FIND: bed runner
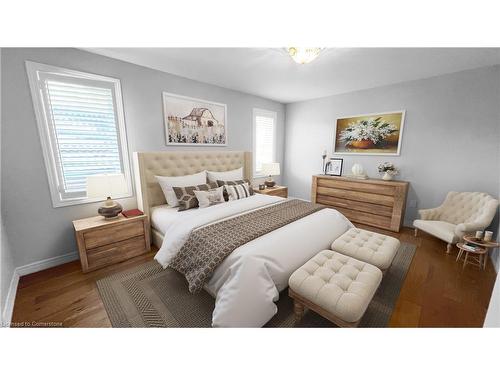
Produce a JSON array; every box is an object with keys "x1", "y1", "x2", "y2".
[{"x1": 170, "y1": 199, "x2": 325, "y2": 293}]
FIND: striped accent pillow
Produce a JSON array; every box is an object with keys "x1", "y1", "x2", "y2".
[
  {"x1": 225, "y1": 182, "x2": 252, "y2": 201},
  {"x1": 217, "y1": 179, "x2": 254, "y2": 201}
]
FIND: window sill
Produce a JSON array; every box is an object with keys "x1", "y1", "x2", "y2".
[{"x1": 51, "y1": 192, "x2": 133, "y2": 208}]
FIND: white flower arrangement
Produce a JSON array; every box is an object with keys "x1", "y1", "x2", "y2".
[
  {"x1": 378, "y1": 162, "x2": 399, "y2": 176},
  {"x1": 339, "y1": 117, "x2": 397, "y2": 145}
]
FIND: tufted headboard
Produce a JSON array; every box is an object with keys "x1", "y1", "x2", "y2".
[{"x1": 133, "y1": 151, "x2": 252, "y2": 217}]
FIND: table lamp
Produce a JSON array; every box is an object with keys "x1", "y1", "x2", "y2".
[
  {"x1": 86, "y1": 174, "x2": 127, "y2": 219},
  {"x1": 262, "y1": 162, "x2": 280, "y2": 188}
]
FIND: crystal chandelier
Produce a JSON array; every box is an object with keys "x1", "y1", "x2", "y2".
[{"x1": 287, "y1": 47, "x2": 323, "y2": 64}]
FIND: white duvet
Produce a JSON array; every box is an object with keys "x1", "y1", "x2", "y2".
[{"x1": 154, "y1": 194, "x2": 353, "y2": 327}]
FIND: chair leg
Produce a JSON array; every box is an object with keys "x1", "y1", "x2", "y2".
[
  {"x1": 446, "y1": 243, "x2": 453, "y2": 254},
  {"x1": 414, "y1": 228, "x2": 418, "y2": 237},
  {"x1": 293, "y1": 300, "x2": 305, "y2": 325}
]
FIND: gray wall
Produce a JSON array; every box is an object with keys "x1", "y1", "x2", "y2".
[
  {"x1": 284, "y1": 65, "x2": 500, "y2": 227},
  {"x1": 1, "y1": 46, "x2": 16, "y2": 324},
  {"x1": 0, "y1": 48, "x2": 285, "y2": 268}
]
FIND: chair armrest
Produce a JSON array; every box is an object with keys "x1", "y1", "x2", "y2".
[
  {"x1": 418, "y1": 208, "x2": 441, "y2": 220},
  {"x1": 455, "y1": 221, "x2": 490, "y2": 236}
]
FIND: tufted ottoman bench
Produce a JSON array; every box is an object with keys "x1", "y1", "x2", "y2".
[
  {"x1": 331, "y1": 228, "x2": 400, "y2": 272},
  {"x1": 288, "y1": 250, "x2": 382, "y2": 327}
]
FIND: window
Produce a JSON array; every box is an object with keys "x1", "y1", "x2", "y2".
[
  {"x1": 253, "y1": 108, "x2": 277, "y2": 177},
  {"x1": 26, "y1": 61, "x2": 132, "y2": 207}
]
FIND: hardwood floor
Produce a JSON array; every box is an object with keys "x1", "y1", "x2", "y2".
[{"x1": 11, "y1": 227, "x2": 497, "y2": 327}]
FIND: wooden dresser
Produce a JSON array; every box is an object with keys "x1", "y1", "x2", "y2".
[
  {"x1": 311, "y1": 175, "x2": 409, "y2": 232},
  {"x1": 73, "y1": 214, "x2": 151, "y2": 273}
]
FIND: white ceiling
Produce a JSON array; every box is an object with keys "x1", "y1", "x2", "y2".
[{"x1": 85, "y1": 48, "x2": 500, "y2": 103}]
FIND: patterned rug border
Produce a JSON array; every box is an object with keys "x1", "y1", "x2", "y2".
[{"x1": 97, "y1": 242, "x2": 417, "y2": 328}]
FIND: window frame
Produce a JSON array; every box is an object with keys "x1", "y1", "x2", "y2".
[
  {"x1": 252, "y1": 108, "x2": 277, "y2": 178},
  {"x1": 26, "y1": 61, "x2": 133, "y2": 208}
]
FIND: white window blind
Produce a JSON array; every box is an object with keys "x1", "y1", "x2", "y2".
[
  {"x1": 253, "y1": 109, "x2": 277, "y2": 175},
  {"x1": 26, "y1": 62, "x2": 132, "y2": 207}
]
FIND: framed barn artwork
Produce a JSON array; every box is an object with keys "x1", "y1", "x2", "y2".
[
  {"x1": 162, "y1": 92, "x2": 227, "y2": 146},
  {"x1": 333, "y1": 110, "x2": 405, "y2": 155}
]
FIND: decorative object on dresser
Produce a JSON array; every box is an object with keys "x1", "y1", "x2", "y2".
[
  {"x1": 311, "y1": 175, "x2": 409, "y2": 232},
  {"x1": 321, "y1": 150, "x2": 328, "y2": 173},
  {"x1": 333, "y1": 111, "x2": 405, "y2": 155},
  {"x1": 345, "y1": 163, "x2": 368, "y2": 179},
  {"x1": 73, "y1": 214, "x2": 151, "y2": 273},
  {"x1": 262, "y1": 162, "x2": 280, "y2": 187},
  {"x1": 325, "y1": 158, "x2": 343, "y2": 176},
  {"x1": 413, "y1": 191, "x2": 499, "y2": 253},
  {"x1": 378, "y1": 162, "x2": 399, "y2": 181},
  {"x1": 254, "y1": 185, "x2": 288, "y2": 198},
  {"x1": 456, "y1": 235, "x2": 499, "y2": 270},
  {"x1": 162, "y1": 92, "x2": 227, "y2": 146},
  {"x1": 86, "y1": 174, "x2": 128, "y2": 219}
]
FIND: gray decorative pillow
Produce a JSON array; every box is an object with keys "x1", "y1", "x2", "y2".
[
  {"x1": 216, "y1": 179, "x2": 254, "y2": 201},
  {"x1": 173, "y1": 182, "x2": 218, "y2": 211}
]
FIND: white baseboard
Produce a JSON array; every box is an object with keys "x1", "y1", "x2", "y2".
[
  {"x1": 1, "y1": 251, "x2": 79, "y2": 327},
  {"x1": 2, "y1": 270, "x2": 20, "y2": 327},
  {"x1": 15, "y1": 251, "x2": 79, "y2": 276}
]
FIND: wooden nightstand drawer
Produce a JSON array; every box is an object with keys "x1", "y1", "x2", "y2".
[
  {"x1": 265, "y1": 188, "x2": 287, "y2": 198},
  {"x1": 254, "y1": 186, "x2": 288, "y2": 198},
  {"x1": 87, "y1": 236, "x2": 147, "y2": 270},
  {"x1": 84, "y1": 220, "x2": 144, "y2": 249},
  {"x1": 73, "y1": 214, "x2": 151, "y2": 272}
]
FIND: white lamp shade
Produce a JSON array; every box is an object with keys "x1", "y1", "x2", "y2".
[
  {"x1": 86, "y1": 174, "x2": 127, "y2": 199},
  {"x1": 262, "y1": 162, "x2": 280, "y2": 176}
]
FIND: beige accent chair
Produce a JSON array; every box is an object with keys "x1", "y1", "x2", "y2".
[{"x1": 413, "y1": 192, "x2": 499, "y2": 253}]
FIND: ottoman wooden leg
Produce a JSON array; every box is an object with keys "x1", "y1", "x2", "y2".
[
  {"x1": 293, "y1": 300, "x2": 305, "y2": 324},
  {"x1": 447, "y1": 243, "x2": 453, "y2": 254}
]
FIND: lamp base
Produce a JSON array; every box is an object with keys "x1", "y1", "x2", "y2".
[
  {"x1": 98, "y1": 197, "x2": 123, "y2": 219},
  {"x1": 264, "y1": 179, "x2": 276, "y2": 188}
]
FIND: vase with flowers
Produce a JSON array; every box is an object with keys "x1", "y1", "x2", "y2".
[{"x1": 378, "y1": 162, "x2": 399, "y2": 181}]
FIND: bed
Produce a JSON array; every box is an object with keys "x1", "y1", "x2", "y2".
[{"x1": 133, "y1": 151, "x2": 353, "y2": 327}]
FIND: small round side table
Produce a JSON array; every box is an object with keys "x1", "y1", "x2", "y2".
[{"x1": 456, "y1": 235, "x2": 499, "y2": 270}]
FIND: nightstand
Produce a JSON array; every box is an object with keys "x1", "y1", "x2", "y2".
[
  {"x1": 254, "y1": 185, "x2": 288, "y2": 198},
  {"x1": 73, "y1": 214, "x2": 151, "y2": 273}
]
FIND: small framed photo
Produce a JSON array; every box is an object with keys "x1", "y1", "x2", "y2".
[{"x1": 326, "y1": 158, "x2": 343, "y2": 176}]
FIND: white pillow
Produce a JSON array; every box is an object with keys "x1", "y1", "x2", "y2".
[
  {"x1": 155, "y1": 171, "x2": 207, "y2": 207},
  {"x1": 207, "y1": 167, "x2": 243, "y2": 183},
  {"x1": 194, "y1": 186, "x2": 225, "y2": 208}
]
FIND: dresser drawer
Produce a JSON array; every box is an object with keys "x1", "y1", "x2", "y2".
[
  {"x1": 334, "y1": 207, "x2": 392, "y2": 230},
  {"x1": 317, "y1": 177, "x2": 395, "y2": 196},
  {"x1": 84, "y1": 220, "x2": 144, "y2": 249},
  {"x1": 316, "y1": 186, "x2": 395, "y2": 207},
  {"x1": 86, "y1": 236, "x2": 147, "y2": 270},
  {"x1": 316, "y1": 194, "x2": 393, "y2": 217}
]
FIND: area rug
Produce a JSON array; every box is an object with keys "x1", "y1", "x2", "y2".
[{"x1": 97, "y1": 242, "x2": 416, "y2": 327}]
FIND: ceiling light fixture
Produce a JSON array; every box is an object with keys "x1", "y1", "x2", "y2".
[{"x1": 287, "y1": 47, "x2": 323, "y2": 64}]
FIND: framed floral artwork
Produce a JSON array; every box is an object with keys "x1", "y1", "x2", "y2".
[
  {"x1": 333, "y1": 110, "x2": 405, "y2": 155},
  {"x1": 163, "y1": 92, "x2": 227, "y2": 146}
]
